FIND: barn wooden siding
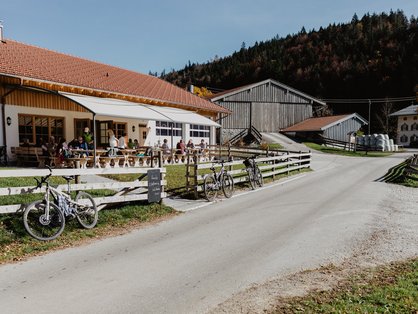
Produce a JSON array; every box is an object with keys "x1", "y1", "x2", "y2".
[
  {"x1": 324, "y1": 117, "x2": 364, "y2": 142},
  {"x1": 214, "y1": 82, "x2": 313, "y2": 132}
]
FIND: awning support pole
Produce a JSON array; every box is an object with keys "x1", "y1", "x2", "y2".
[
  {"x1": 93, "y1": 113, "x2": 97, "y2": 167},
  {"x1": 171, "y1": 123, "x2": 174, "y2": 164}
]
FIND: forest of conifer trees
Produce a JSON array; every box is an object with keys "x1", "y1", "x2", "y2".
[{"x1": 163, "y1": 11, "x2": 417, "y2": 133}]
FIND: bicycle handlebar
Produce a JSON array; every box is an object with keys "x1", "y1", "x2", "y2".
[{"x1": 35, "y1": 165, "x2": 53, "y2": 189}]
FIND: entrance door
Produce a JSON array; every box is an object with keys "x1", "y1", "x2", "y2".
[
  {"x1": 96, "y1": 120, "x2": 113, "y2": 147},
  {"x1": 138, "y1": 126, "x2": 149, "y2": 146}
]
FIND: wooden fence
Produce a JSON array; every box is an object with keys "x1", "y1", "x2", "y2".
[
  {"x1": 185, "y1": 146, "x2": 311, "y2": 198},
  {"x1": 0, "y1": 167, "x2": 166, "y2": 215},
  {"x1": 404, "y1": 154, "x2": 418, "y2": 181}
]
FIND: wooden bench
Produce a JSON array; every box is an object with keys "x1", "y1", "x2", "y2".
[{"x1": 11, "y1": 147, "x2": 44, "y2": 167}]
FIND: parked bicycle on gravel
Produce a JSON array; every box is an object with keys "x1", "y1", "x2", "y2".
[
  {"x1": 203, "y1": 159, "x2": 234, "y2": 201},
  {"x1": 23, "y1": 166, "x2": 98, "y2": 241},
  {"x1": 243, "y1": 155, "x2": 263, "y2": 190}
]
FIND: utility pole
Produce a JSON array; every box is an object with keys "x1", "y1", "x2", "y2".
[{"x1": 368, "y1": 99, "x2": 371, "y2": 135}]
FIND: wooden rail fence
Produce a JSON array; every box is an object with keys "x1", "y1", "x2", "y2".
[
  {"x1": 0, "y1": 167, "x2": 166, "y2": 215},
  {"x1": 185, "y1": 146, "x2": 311, "y2": 198},
  {"x1": 404, "y1": 154, "x2": 418, "y2": 180}
]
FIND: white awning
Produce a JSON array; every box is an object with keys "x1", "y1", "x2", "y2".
[{"x1": 59, "y1": 92, "x2": 220, "y2": 127}]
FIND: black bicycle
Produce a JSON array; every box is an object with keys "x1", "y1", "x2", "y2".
[
  {"x1": 243, "y1": 156, "x2": 263, "y2": 189},
  {"x1": 203, "y1": 160, "x2": 234, "y2": 201}
]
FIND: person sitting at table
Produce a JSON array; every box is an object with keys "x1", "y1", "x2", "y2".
[
  {"x1": 127, "y1": 138, "x2": 135, "y2": 149},
  {"x1": 74, "y1": 136, "x2": 89, "y2": 155},
  {"x1": 161, "y1": 138, "x2": 171, "y2": 155},
  {"x1": 134, "y1": 139, "x2": 139, "y2": 149},
  {"x1": 46, "y1": 136, "x2": 57, "y2": 157},
  {"x1": 56, "y1": 138, "x2": 70, "y2": 162},
  {"x1": 176, "y1": 139, "x2": 186, "y2": 155},
  {"x1": 68, "y1": 138, "x2": 77, "y2": 149},
  {"x1": 199, "y1": 139, "x2": 207, "y2": 151},
  {"x1": 118, "y1": 132, "x2": 126, "y2": 149},
  {"x1": 186, "y1": 139, "x2": 194, "y2": 153},
  {"x1": 37, "y1": 138, "x2": 49, "y2": 156},
  {"x1": 108, "y1": 130, "x2": 118, "y2": 156}
]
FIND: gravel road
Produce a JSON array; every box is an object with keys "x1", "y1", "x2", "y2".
[{"x1": 0, "y1": 152, "x2": 416, "y2": 313}]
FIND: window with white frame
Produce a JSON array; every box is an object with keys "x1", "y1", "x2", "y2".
[
  {"x1": 189, "y1": 124, "x2": 210, "y2": 138},
  {"x1": 400, "y1": 123, "x2": 409, "y2": 131},
  {"x1": 400, "y1": 135, "x2": 408, "y2": 143},
  {"x1": 411, "y1": 123, "x2": 418, "y2": 131},
  {"x1": 156, "y1": 121, "x2": 182, "y2": 136}
]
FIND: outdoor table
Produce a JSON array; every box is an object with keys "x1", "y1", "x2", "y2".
[
  {"x1": 119, "y1": 149, "x2": 137, "y2": 167},
  {"x1": 128, "y1": 155, "x2": 141, "y2": 167},
  {"x1": 99, "y1": 155, "x2": 123, "y2": 168},
  {"x1": 93, "y1": 149, "x2": 107, "y2": 167},
  {"x1": 65, "y1": 156, "x2": 91, "y2": 169}
]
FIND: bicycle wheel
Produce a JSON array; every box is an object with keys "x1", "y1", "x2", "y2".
[
  {"x1": 222, "y1": 173, "x2": 234, "y2": 198},
  {"x1": 247, "y1": 168, "x2": 256, "y2": 190},
  {"x1": 75, "y1": 191, "x2": 98, "y2": 229},
  {"x1": 203, "y1": 174, "x2": 218, "y2": 201},
  {"x1": 254, "y1": 166, "x2": 264, "y2": 187},
  {"x1": 23, "y1": 200, "x2": 65, "y2": 241}
]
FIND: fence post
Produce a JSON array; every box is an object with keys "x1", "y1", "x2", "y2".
[
  {"x1": 150, "y1": 150, "x2": 154, "y2": 168},
  {"x1": 186, "y1": 152, "x2": 190, "y2": 192},
  {"x1": 193, "y1": 151, "x2": 199, "y2": 199},
  {"x1": 287, "y1": 151, "x2": 290, "y2": 176},
  {"x1": 158, "y1": 151, "x2": 163, "y2": 168},
  {"x1": 298, "y1": 151, "x2": 302, "y2": 172}
]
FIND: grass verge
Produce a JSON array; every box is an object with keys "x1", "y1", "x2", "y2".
[
  {"x1": 273, "y1": 258, "x2": 418, "y2": 313},
  {"x1": 304, "y1": 142, "x2": 392, "y2": 157},
  {"x1": 0, "y1": 202, "x2": 176, "y2": 264}
]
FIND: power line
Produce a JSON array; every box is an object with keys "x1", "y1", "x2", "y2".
[{"x1": 320, "y1": 96, "x2": 415, "y2": 104}]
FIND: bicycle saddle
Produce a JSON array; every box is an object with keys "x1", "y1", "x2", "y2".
[{"x1": 62, "y1": 175, "x2": 75, "y2": 182}]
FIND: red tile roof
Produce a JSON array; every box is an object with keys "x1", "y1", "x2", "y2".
[
  {"x1": 282, "y1": 115, "x2": 353, "y2": 132},
  {"x1": 0, "y1": 39, "x2": 228, "y2": 113}
]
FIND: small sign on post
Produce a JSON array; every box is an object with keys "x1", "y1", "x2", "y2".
[{"x1": 147, "y1": 169, "x2": 161, "y2": 203}]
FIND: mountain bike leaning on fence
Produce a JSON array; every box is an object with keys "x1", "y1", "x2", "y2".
[
  {"x1": 203, "y1": 159, "x2": 234, "y2": 201},
  {"x1": 243, "y1": 155, "x2": 263, "y2": 190},
  {"x1": 23, "y1": 166, "x2": 98, "y2": 241}
]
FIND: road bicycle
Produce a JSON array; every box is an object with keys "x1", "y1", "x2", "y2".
[
  {"x1": 23, "y1": 166, "x2": 98, "y2": 241},
  {"x1": 203, "y1": 160, "x2": 234, "y2": 201},
  {"x1": 243, "y1": 156, "x2": 263, "y2": 190}
]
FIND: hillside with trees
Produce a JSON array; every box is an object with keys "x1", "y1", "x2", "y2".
[{"x1": 163, "y1": 10, "x2": 417, "y2": 133}]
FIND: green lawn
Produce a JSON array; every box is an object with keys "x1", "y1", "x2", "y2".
[
  {"x1": 0, "y1": 202, "x2": 175, "y2": 264},
  {"x1": 273, "y1": 258, "x2": 418, "y2": 313},
  {"x1": 0, "y1": 173, "x2": 176, "y2": 264},
  {"x1": 304, "y1": 142, "x2": 392, "y2": 157}
]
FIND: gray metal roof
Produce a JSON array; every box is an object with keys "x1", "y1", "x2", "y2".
[
  {"x1": 209, "y1": 79, "x2": 326, "y2": 106},
  {"x1": 389, "y1": 104, "x2": 418, "y2": 116}
]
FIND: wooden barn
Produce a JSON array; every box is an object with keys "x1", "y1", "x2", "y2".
[
  {"x1": 209, "y1": 79, "x2": 326, "y2": 144},
  {"x1": 281, "y1": 113, "x2": 368, "y2": 142}
]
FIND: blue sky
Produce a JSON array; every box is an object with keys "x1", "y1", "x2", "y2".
[{"x1": 2, "y1": 0, "x2": 417, "y2": 74}]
